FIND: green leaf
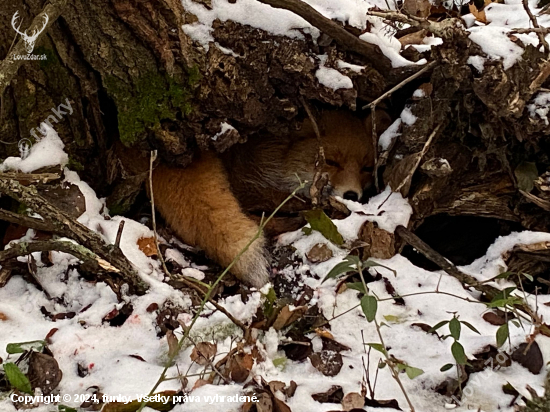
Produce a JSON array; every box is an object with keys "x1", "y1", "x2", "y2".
[
  {"x1": 302, "y1": 227, "x2": 313, "y2": 235},
  {"x1": 429, "y1": 320, "x2": 449, "y2": 333},
  {"x1": 520, "y1": 272, "x2": 534, "y2": 282},
  {"x1": 346, "y1": 282, "x2": 367, "y2": 293},
  {"x1": 3, "y1": 363, "x2": 32, "y2": 394},
  {"x1": 273, "y1": 357, "x2": 287, "y2": 369},
  {"x1": 303, "y1": 209, "x2": 344, "y2": 245},
  {"x1": 449, "y1": 317, "x2": 461, "y2": 340},
  {"x1": 496, "y1": 323, "x2": 509, "y2": 348},
  {"x1": 366, "y1": 343, "x2": 387, "y2": 355},
  {"x1": 440, "y1": 363, "x2": 454, "y2": 372},
  {"x1": 405, "y1": 366, "x2": 424, "y2": 379},
  {"x1": 451, "y1": 342, "x2": 467, "y2": 365},
  {"x1": 361, "y1": 295, "x2": 378, "y2": 323},
  {"x1": 493, "y1": 271, "x2": 515, "y2": 280},
  {"x1": 322, "y1": 260, "x2": 356, "y2": 283},
  {"x1": 6, "y1": 340, "x2": 46, "y2": 354},
  {"x1": 363, "y1": 259, "x2": 397, "y2": 276},
  {"x1": 514, "y1": 162, "x2": 538, "y2": 193},
  {"x1": 383, "y1": 315, "x2": 399, "y2": 323},
  {"x1": 460, "y1": 321, "x2": 481, "y2": 335}
]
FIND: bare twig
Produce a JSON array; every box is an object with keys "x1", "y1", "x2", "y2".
[
  {"x1": 521, "y1": 0, "x2": 549, "y2": 54},
  {"x1": 173, "y1": 276, "x2": 248, "y2": 334},
  {"x1": 115, "y1": 220, "x2": 125, "y2": 248},
  {"x1": 256, "y1": 0, "x2": 392, "y2": 72},
  {"x1": 362, "y1": 61, "x2": 437, "y2": 110},
  {"x1": 510, "y1": 27, "x2": 550, "y2": 34},
  {"x1": 0, "y1": 0, "x2": 68, "y2": 95},
  {"x1": 367, "y1": 10, "x2": 465, "y2": 38}
]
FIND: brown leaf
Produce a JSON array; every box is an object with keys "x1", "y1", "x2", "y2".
[
  {"x1": 358, "y1": 221, "x2": 395, "y2": 260},
  {"x1": 190, "y1": 342, "x2": 217, "y2": 366},
  {"x1": 469, "y1": 4, "x2": 487, "y2": 23},
  {"x1": 284, "y1": 381, "x2": 297, "y2": 398},
  {"x1": 28, "y1": 352, "x2": 63, "y2": 395},
  {"x1": 512, "y1": 342, "x2": 543, "y2": 374},
  {"x1": 311, "y1": 385, "x2": 344, "y2": 403},
  {"x1": 272, "y1": 305, "x2": 308, "y2": 330},
  {"x1": 403, "y1": 0, "x2": 431, "y2": 17},
  {"x1": 268, "y1": 380, "x2": 286, "y2": 394},
  {"x1": 398, "y1": 29, "x2": 427, "y2": 46},
  {"x1": 273, "y1": 397, "x2": 291, "y2": 412},
  {"x1": 40, "y1": 182, "x2": 86, "y2": 219},
  {"x1": 137, "y1": 237, "x2": 158, "y2": 257},
  {"x1": 309, "y1": 351, "x2": 343, "y2": 377},
  {"x1": 306, "y1": 243, "x2": 333, "y2": 263},
  {"x1": 227, "y1": 353, "x2": 254, "y2": 383},
  {"x1": 315, "y1": 328, "x2": 334, "y2": 340},
  {"x1": 483, "y1": 312, "x2": 507, "y2": 326},
  {"x1": 342, "y1": 392, "x2": 365, "y2": 411},
  {"x1": 0, "y1": 312, "x2": 8, "y2": 321},
  {"x1": 166, "y1": 330, "x2": 179, "y2": 359}
]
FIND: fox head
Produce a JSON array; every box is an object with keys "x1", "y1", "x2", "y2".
[{"x1": 297, "y1": 110, "x2": 392, "y2": 202}]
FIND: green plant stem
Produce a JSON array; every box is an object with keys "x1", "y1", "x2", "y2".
[
  {"x1": 356, "y1": 263, "x2": 415, "y2": 412},
  {"x1": 137, "y1": 182, "x2": 306, "y2": 412}
]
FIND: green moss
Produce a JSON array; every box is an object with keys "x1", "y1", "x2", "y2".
[
  {"x1": 67, "y1": 157, "x2": 84, "y2": 171},
  {"x1": 34, "y1": 46, "x2": 60, "y2": 70},
  {"x1": 104, "y1": 70, "x2": 196, "y2": 146}
]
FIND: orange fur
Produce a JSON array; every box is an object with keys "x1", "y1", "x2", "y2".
[{"x1": 152, "y1": 110, "x2": 390, "y2": 287}]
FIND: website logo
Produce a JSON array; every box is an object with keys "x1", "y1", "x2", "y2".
[{"x1": 11, "y1": 11, "x2": 49, "y2": 54}]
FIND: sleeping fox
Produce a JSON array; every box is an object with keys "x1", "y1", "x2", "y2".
[{"x1": 151, "y1": 110, "x2": 390, "y2": 288}]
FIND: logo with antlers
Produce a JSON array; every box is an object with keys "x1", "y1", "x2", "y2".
[{"x1": 11, "y1": 11, "x2": 49, "y2": 54}]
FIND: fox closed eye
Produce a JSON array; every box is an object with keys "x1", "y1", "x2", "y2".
[
  {"x1": 326, "y1": 159, "x2": 341, "y2": 168},
  {"x1": 362, "y1": 166, "x2": 374, "y2": 173}
]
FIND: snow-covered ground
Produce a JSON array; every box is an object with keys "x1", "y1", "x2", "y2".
[
  {"x1": 2, "y1": 0, "x2": 550, "y2": 410},
  {"x1": 1, "y1": 118, "x2": 549, "y2": 412}
]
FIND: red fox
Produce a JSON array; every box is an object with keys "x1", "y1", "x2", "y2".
[{"x1": 151, "y1": 110, "x2": 389, "y2": 288}]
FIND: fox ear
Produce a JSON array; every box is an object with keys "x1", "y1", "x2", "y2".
[{"x1": 364, "y1": 109, "x2": 393, "y2": 134}]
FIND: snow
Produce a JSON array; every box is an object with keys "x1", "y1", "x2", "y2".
[
  {"x1": 212, "y1": 122, "x2": 235, "y2": 141},
  {"x1": 466, "y1": 0, "x2": 550, "y2": 70},
  {"x1": 379, "y1": 118, "x2": 402, "y2": 151},
  {"x1": 400, "y1": 106, "x2": 417, "y2": 126},
  {"x1": 0, "y1": 124, "x2": 68, "y2": 173},
  {"x1": 315, "y1": 66, "x2": 353, "y2": 90},
  {"x1": 527, "y1": 92, "x2": 550, "y2": 125}
]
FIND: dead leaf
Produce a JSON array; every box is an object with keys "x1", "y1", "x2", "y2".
[
  {"x1": 0, "y1": 312, "x2": 8, "y2": 321},
  {"x1": 226, "y1": 353, "x2": 254, "y2": 383},
  {"x1": 28, "y1": 352, "x2": 63, "y2": 395},
  {"x1": 311, "y1": 385, "x2": 344, "y2": 403},
  {"x1": 469, "y1": 4, "x2": 487, "y2": 23},
  {"x1": 137, "y1": 237, "x2": 158, "y2": 257},
  {"x1": 309, "y1": 351, "x2": 343, "y2": 377},
  {"x1": 284, "y1": 381, "x2": 297, "y2": 398},
  {"x1": 166, "y1": 330, "x2": 179, "y2": 359},
  {"x1": 342, "y1": 392, "x2": 365, "y2": 411},
  {"x1": 315, "y1": 328, "x2": 334, "y2": 340},
  {"x1": 483, "y1": 312, "x2": 507, "y2": 326},
  {"x1": 190, "y1": 342, "x2": 217, "y2": 366},
  {"x1": 399, "y1": 29, "x2": 427, "y2": 46},
  {"x1": 193, "y1": 379, "x2": 209, "y2": 390},
  {"x1": 306, "y1": 243, "x2": 333, "y2": 263},
  {"x1": 512, "y1": 342, "x2": 543, "y2": 374},
  {"x1": 273, "y1": 305, "x2": 308, "y2": 330},
  {"x1": 403, "y1": 0, "x2": 431, "y2": 17}
]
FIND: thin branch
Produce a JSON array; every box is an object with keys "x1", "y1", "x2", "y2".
[
  {"x1": 0, "y1": 208, "x2": 56, "y2": 232},
  {"x1": 256, "y1": 0, "x2": 392, "y2": 73},
  {"x1": 0, "y1": 0, "x2": 68, "y2": 95},
  {"x1": 115, "y1": 220, "x2": 125, "y2": 248},
  {"x1": 0, "y1": 172, "x2": 60, "y2": 184},
  {"x1": 522, "y1": 0, "x2": 549, "y2": 54},
  {"x1": 363, "y1": 61, "x2": 437, "y2": 110},
  {"x1": 0, "y1": 240, "x2": 118, "y2": 273}
]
